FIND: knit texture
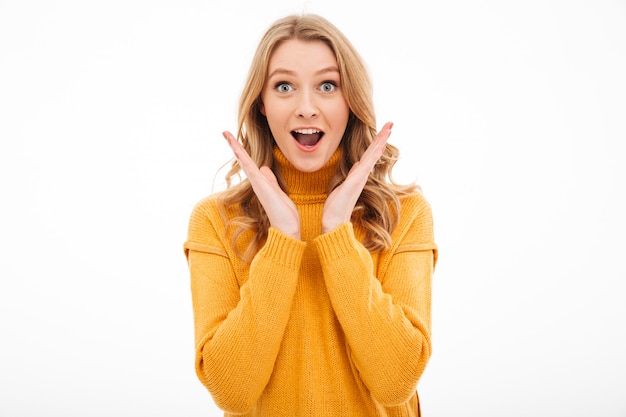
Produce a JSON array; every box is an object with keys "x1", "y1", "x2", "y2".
[{"x1": 184, "y1": 148, "x2": 437, "y2": 416}]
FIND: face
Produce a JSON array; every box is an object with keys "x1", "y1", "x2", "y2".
[{"x1": 261, "y1": 39, "x2": 350, "y2": 173}]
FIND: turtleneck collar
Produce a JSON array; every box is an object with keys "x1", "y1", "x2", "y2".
[{"x1": 273, "y1": 146, "x2": 342, "y2": 200}]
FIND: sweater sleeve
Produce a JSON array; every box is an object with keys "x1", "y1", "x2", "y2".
[
  {"x1": 312, "y1": 194, "x2": 437, "y2": 406},
  {"x1": 184, "y1": 200, "x2": 306, "y2": 413}
]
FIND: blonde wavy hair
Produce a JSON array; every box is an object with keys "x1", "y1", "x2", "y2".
[{"x1": 219, "y1": 13, "x2": 418, "y2": 260}]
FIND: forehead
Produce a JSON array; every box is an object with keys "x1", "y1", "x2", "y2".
[{"x1": 267, "y1": 39, "x2": 338, "y2": 72}]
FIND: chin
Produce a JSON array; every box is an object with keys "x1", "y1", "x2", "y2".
[
  {"x1": 292, "y1": 160, "x2": 326, "y2": 173},
  {"x1": 280, "y1": 139, "x2": 338, "y2": 173}
]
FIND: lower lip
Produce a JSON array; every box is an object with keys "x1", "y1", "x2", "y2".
[{"x1": 294, "y1": 137, "x2": 323, "y2": 153}]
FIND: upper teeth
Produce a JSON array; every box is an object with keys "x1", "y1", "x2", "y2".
[{"x1": 294, "y1": 129, "x2": 320, "y2": 135}]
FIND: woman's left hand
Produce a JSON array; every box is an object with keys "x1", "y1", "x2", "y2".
[{"x1": 321, "y1": 122, "x2": 393, "y2": 234}]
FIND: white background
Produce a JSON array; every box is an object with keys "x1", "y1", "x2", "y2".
[{"x1": 1, "y1": 0, "x2": 625, "y2": 416}]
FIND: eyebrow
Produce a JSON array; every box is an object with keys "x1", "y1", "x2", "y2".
[{"x1": 267, "y1": 66, "x2": 340, "y2": 79}]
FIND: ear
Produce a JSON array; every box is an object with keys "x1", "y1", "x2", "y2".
[{"x1": 260, "y1": 102, "x2": 266, "y2": 116}]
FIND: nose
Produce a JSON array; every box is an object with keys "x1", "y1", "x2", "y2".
[{"x1": 295, "y1": 91, "x2": 318, "y2": 119}]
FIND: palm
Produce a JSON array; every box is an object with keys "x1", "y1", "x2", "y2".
[
  {"x1": 223, "y1": 131, "x2": 300, "y2": 240},
  {"x1": 322, "y1": 122, "x2": 393, "y2": 234}
]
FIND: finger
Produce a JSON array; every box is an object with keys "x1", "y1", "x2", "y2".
[
  {"x1": 352, "y1": 122, "x2": 394, "y2": 177},
  {"x1": 341, "y1": 123, "x2": 394, "y2": 192},
  {"x1": 259, "y1": 166, "x2": 280, "y2": 188},
  {"x1": 359, "y1": 122, "x2": 393, "y2": 167},
  {"x1": 222, "y1": 131, "x2": 260, "y2": 178},
  {"x1": 376, "y1": 121, "x2": 394, "y2": 142},
  {"x1": 368, "y1": 121, "x2": 393, "y2": 158},
  {"x1": 347, "y1": 161, "x2": 360, "y2": 175},
  {"x1": 222, "y1": 135, "x2": 280, "y2": 204},
  {"x1": 222, "y1": 130, "x2": 237, "y2": 148},
  {"x1": 222, "y1": 131, "x2": 245, "y2": 161}
]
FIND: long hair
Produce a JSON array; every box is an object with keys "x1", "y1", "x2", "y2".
[{"x1": 219, "y1": 14, "x2": 417, "y2": 260}]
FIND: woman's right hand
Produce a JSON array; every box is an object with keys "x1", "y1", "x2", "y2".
[{"x1": 223, "y1": 131, "x2": 301, "y2": 240}]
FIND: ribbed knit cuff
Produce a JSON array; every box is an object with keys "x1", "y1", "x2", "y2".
[
  {"x1": 257, "y1": 227, "x2": 307, "y2": 270},
  {"x1": 313, "y1": 222, "x2": 360, "y2": 263}
]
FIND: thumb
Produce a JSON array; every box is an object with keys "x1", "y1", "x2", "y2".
[
  {"x1": 259, "y1": 166, "x2": 279, "y2": 186},
  {"x1": 348, "y1": 161, "x2": 360, "y2": 175}
]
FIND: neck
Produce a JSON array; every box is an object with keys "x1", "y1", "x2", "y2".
[{"x1": 273, "y1": 147, "x2": 342, "y2": 199}]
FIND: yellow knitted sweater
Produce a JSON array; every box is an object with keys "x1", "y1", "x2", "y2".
[{"x1": 184, "y1": 148, "x2": 437, "y2": 416}]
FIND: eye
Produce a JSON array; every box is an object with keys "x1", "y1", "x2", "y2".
[
  {"x1": 320, "y1": 81, "x2": 337, "y2": 93},
  {"x1": 275, "y1": 82, "x2": 293, "y2": 93}
]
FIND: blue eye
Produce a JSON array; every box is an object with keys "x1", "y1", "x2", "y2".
[
  {"x1": 320, "y1": 81, "x2": 336, "y2": 92},
  {"x1": 275, "y1": 82, "x2": 293, "y2": 93}
]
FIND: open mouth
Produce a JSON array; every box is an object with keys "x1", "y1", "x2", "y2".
[{"x1": 291, "y1": 129, "x2": 324, "y2": 148}]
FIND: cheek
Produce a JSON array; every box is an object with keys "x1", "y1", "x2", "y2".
[
  {"x1": 333, "y1": 99, "x2": 350, "y2": 122},
  {"x1": 263, "y1": 100, "x2": 291, "y2": 124}
]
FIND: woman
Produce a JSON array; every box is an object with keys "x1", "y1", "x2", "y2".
[{"x1": 184, "y1": 13, "x2": 437, "y2": 416}]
